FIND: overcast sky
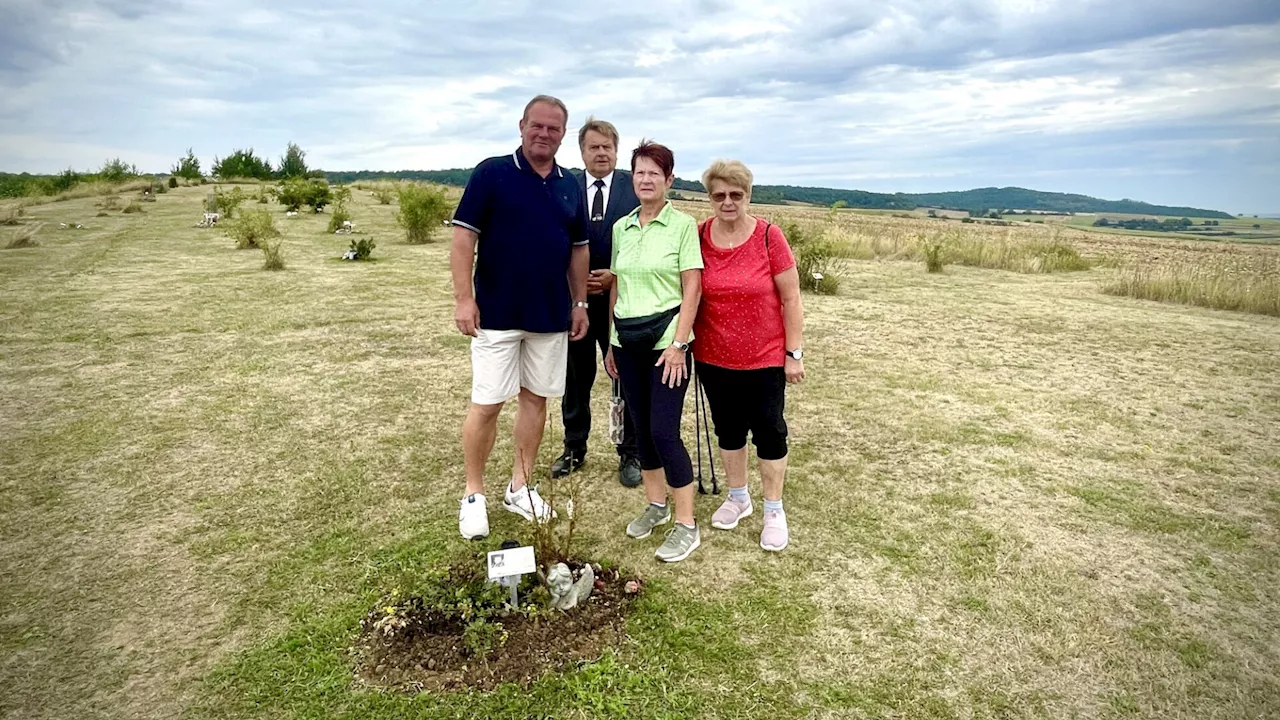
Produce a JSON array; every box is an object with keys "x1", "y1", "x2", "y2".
[{"x1": 2, "y1": 0, "x2": 1278, "y2": 213}]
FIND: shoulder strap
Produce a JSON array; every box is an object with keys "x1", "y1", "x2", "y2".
[
  {"x1": 700, "y1": 217, "x2": 711, "y2": 244},
  {"x1": 763, "y1": 221, "x2": 772, "y2": 252}
]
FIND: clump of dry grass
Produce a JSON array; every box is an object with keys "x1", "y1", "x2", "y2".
[
  {"x1": 99, "y1": 194, "x2": 122, "y2": 211},
  {"x1": 828, "y1": 223, "x2": 1093, "y2": 274},
  {"x1": 1101, "y1": 256, "x2": 1280, "y2": 316},
  {"x1": 4, "y1": 224, "x2": 39, "y2": 249},
  {"x1": 1, "y1": 203, "x2": 25, "y2": 225},
  {"x1": 260, "y1": 239, "x2": 286, "y2": 270},
  {"x1": 122, "y1": 199, "x2": 144, "y2": 214}
]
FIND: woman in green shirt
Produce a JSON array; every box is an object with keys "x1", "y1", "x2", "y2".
[{"x1": 604, "y1": 140, "x2": 704, "y2": 563}]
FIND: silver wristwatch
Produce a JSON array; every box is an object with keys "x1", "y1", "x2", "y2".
[
  {"x1": 573, "y1": 301, "x2": 589, "y2": 309},
  {"x1": 671, "y1": 340, "x2": 690, "y2": 352},
  {"x1": 786, "y1": 347, "x2": 803, "y2": 360}
]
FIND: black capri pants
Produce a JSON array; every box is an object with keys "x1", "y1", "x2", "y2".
[
  {"x1": 612, "y1": 345, "x2": 695, "y2": 489},
  {"x1": 696, "y1": 361, "x2": 789, "y2": 460}
]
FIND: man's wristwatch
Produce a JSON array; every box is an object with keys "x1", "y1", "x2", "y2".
[
  {"x1": 786, "y1": 347, "x2": 803, "y2": 360},
  {"x1": 671, "y1": 340, "x2": 690, "y2": 352},
  {"x1": 573, "y1": 301, "x2": 589, "y2": 310}
]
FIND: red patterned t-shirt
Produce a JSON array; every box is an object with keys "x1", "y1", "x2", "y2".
[{"x1": 693, "y1": 217, "x2": 796, "y2": 370}]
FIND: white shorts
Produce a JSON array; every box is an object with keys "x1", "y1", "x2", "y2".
[{"x1": 471, "y1": 329, "x2": 568, "y2": 405}]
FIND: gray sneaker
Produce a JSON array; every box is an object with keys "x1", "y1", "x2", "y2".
[
  {"x1": 655, "y1": 523, "x2": 701, "y2": 563},
  {"x1": 626, "y1": 504, "x2": 671, "y2": 539}
]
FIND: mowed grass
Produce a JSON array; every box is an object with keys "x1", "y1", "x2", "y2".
[{"x1": 1, "y1": 188, "x2": 1278, "y2": 719}]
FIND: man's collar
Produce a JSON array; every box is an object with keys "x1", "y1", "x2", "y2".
[
  {"x1": 586, "y1": 169, "x2": 614, "y2": 189},
  {"x1": 512, "y1": 146, "x2": 563, "y2": 178}
]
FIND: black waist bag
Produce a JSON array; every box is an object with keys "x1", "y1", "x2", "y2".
[{"x1": 614, "y1": 305, "x2": 680, "y2": 354}]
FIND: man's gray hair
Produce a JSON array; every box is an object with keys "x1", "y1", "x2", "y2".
[
  {"x1": 578, "y1": 116, "x2": 619, "y2": 150},
  {"x1": 522, "y1": 94, "x2": 569, "y2": 125}
]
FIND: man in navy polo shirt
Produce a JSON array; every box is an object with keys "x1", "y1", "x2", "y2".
[{"x1": 449, "y1": 94, "x2": 590, "y2": 541}]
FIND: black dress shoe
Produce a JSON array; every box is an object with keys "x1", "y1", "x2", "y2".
[
  {"x1": 551, "y1": 449, "x2": 586, "y2": 478},
  {"x1": 618, "y1": 454, "x2": 642, "y2": 488}
]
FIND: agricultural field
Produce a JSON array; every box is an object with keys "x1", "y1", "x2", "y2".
[{"x1": 1, "y1": 184, "x2": 1278, "y2": 719}]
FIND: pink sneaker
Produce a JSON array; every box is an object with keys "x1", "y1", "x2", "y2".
[
  {"x1": 711, "y1": 496, "x2": 753, "y2": 530},
  {"x1": 760, "y1": 510, "x2": 789, "y2": 551}
]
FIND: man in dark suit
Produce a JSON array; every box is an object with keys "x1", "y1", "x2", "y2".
[{"x1": 552, "y1": 117, "x2": 642, "y2": 487}]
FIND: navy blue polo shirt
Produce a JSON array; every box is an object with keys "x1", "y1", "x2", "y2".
[{"x1": 452, "y1": 147, "x2": 588, "y2": 333}]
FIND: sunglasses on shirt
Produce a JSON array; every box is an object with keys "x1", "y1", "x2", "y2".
[{"x1": 710, "y1": 191, "x2": 745, "y2": 203}]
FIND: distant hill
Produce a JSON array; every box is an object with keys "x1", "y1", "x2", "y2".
[
  {"x1": 321, "y1": 170, "x2": 1231, "y2": 218},
  {"x1": 901, "y1": 186, "x2": 1233, "y2": 219}
]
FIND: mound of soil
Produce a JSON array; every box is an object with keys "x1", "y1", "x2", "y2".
[{"x1": 352, "y1": 566, "x2": 641, "y2": 692}]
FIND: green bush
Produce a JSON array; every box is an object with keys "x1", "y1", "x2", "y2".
[
  {"x1": 327, "y1": 206, "x2": 351, "y2": 233},
  {"x1": 278, "y1": 142, "x2": 309, "y2": 179},
  {"x1": 227, "y1": 208, "x2": 280, "y2": 250},
  {"x1": 462, "y1": 618, "x2": 509, "y2": 659},
  {"x1": 171, "y1": 148, "x2": 201, "y2": 181},
  {"x1": 277, "y1": 178, "x2": 330, "y2": 213},
  {"x1": 212, "y1": 148, "x2": 273, "y2": 180},
  {"x1": 397, "y1": 183, "x2": 451, "y2": 243},
  {"x1": 780, "y1": 220, "x2": 842, "y2": 294},
  {"x1": 347, "y1": 237, "x2": 376, "y2": 260},
  {"x1": 207, "y1": 187, "x2": 247, "y2": 218},
  {"x1": 167, "y1": 176, "x2": 178, "y2": 189}
]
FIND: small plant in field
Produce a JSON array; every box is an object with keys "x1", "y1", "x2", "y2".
[
  {"x1": 227, "y1": 208, "x2": 280, "y2": 250},
  {"x1": 397, "y1": 183, "x2": 451, "y2": 244},
  {"x1": 922, "y1": 235, "x2": 947, "y2": 273},
  {"x1": 372, "y1": 185, "x2": 395, "y2": 205},
  {"x1": 277, "y1": 178, "x2": 331, "y2": 213},
  {"x1": 327, "y1": 206, "x2": 351, "y2": 233},
  {"x1": 122, "y1": 199, "x2": 144, "y2": 214},
  {"x1": 345, "y1": 237, "x2": 376, "y2": 260},
  {"x1": 463, "y1": 618, "x2": 509, "y2": 660},
  {"x1": 152, "y1": 180, "x2": 167, "y2": 195},
  {"x1": 781, "y1": 220, "x2": 843, "y2": 294},
  {"x1": 167, "y1": 176, "x2": 178, "y2": 189},
  {"x1": 260, "y1": 239, "x2": 286, "y2": 271},
  {"x1": 4, "y1": 224, "x2": 39, "y2": 249},
  {"x1": 99, "y1": 194, "x2": 121, "y2": 211},
  {"x1": 207, "y1": 187, "x2": 246, "y2": 218}
]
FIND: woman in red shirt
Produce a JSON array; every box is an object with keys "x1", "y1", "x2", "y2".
[{"x1": 694, "y1": 160, "x2": 806, "y2": 551}]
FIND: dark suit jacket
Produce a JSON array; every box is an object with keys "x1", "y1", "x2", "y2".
[{"x1": 582, "y1": 169, "x2": 639, "y2": 270}]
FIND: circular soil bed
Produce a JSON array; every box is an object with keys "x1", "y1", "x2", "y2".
[{"x1": 353, "y1": 565, "x2": 641, "y2": 692}]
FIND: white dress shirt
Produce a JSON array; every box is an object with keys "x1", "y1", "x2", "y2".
[{"x1": 586, "y1": 169, "x2": 614, "y2": 221}]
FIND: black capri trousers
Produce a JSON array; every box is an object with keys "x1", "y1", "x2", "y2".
[
  {"x1": 696, "y1": 361, "x2": 789, "y2": 460},
  {"x1": 612, "y1": 345, "x2": 695, "y2": 488}
]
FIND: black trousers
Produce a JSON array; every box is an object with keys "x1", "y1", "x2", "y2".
[
  {"x1": 696, "y1": 362, "x2": 789, "y2": 460},
  {"x1": 613, "y1": 345, "x2": 695, "y2": 488},
  {"x1": 562, "y1": 293, "x2": 637, "y2": 457}
]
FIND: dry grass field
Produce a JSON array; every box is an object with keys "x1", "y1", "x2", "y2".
[{"x1": 1, "y1": 185, "x2": 1277, "y2": 719}]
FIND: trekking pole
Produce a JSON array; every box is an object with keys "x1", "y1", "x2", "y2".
[
  {"x1": 693, "y1": 357, "x2": 707, "y2": 495},
  {"x1": 698, "y1": 370, "x2": 719, "y2": 494}
]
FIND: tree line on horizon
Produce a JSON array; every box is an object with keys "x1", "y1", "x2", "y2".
[{"x1": 0, "y1": 149, "x2": 1234, "y2": 219}]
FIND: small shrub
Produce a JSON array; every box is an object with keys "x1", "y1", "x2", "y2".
[
  {"x1": 397, "y1": 183, "x2": 452, "y2": 244},
  {"x1": 462, "y1": 618, "x2": 509, "y2": 659},
  {"x1": 780, "y1": 220, "x2": 843, "y2": 294},
  {"x1": 277, "y1": 178, "x2": 330, "y2": 213},
  {"x1": 961, "y1": 217, "x2": 975, "y2": 224},
  {"x1": 347, "y1": 237, "x2": 376, "y2": 260},
  {"x1": 4, "y1": 224, "x2": 39, "y2": 249},
  {"x1": 372, "y1": 185, "x2": 395, "y2": 205},
  {"x1": 122, "y1": 200, "x2": 144, "y2": 214},
  {"x1": 327, "y1": 206, "x2": 351, "y2": 233},
  {"x1": 923, "y1": 236, "x2": 946, "y2": 273},
  {"x1": 260, "y1": 239, "x2": 286, "y2": 271},
  {"x1": 207, "y1": 187, "x2": 246, "y2": 218},
  {"x1": 152, "y1": 180, "x2": 167, "y2": 195},
  {"x1": 167, "y1": 176, "x2": 178, "y2": 189},
  {"x1": 99, "y1": 195, "x2": 121, "y2": 211},
  {"x1": 227, "y1": 208, "x2": 280, "y2": 249}
]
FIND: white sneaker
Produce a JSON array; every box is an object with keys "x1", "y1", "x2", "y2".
[
  {"x1": 458, "y1": 493, "x2": 489, "y2": 540},
  {"x1": 504, "y1": 482, "x2": 556, "y2": 523}
]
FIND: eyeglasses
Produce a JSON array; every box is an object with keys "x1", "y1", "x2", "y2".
[{"x1": 710, "y1": 191, "x2": 745, "y2": 203}]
